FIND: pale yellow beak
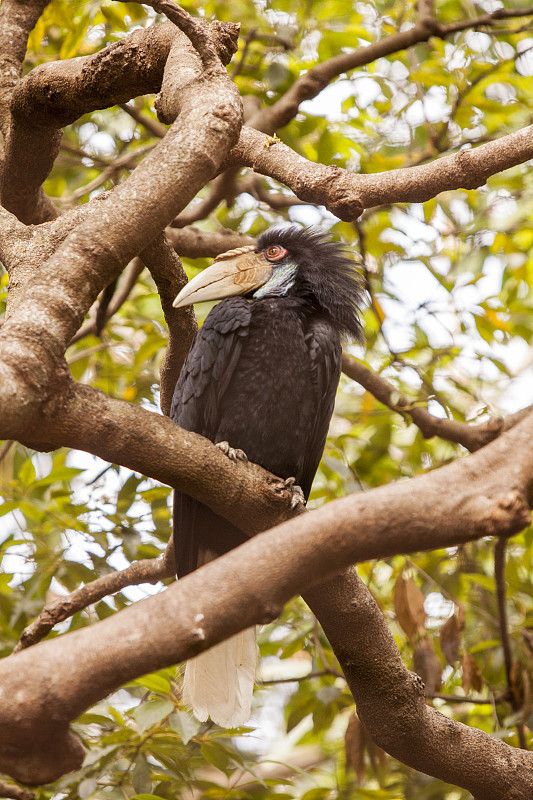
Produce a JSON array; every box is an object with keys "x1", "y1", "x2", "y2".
[{"x1": 173, "y1": 251, "x2": 274, "y2": 308}]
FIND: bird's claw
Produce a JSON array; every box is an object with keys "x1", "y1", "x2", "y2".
[
  {"x1": 216, "y1": 440, "x2": 248, "y2": 463},
  {"x1": 273, "y1": 477, "x2": 306, "y2": 510},
  {"x1": 290, "y1": 484, "x2": 306, "y2": 510}
]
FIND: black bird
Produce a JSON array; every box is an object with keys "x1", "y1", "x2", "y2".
[{"x1": 170, "y1": 226, "x2": 363, "y2": 727}]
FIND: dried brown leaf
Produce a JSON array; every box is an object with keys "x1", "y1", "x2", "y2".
[
  {"x1": 413, "y1": 638, "x2": 441, "y2": 694},
  {"x1": 345, "y1": 711, "x2": 365, "y2": 782},
  {"x1": 394, "y1": 574, "x2": 426, "y2": 640},
  {"x1": 440, "y1": 613, "x2": 462, "y2": 665},
  {"x1": 461, "y1": 652, "x2": 483, "y2": 694}
]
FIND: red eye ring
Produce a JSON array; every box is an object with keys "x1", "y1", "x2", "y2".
[{"x1": 265, "y1": 245, "x2": 288, "y2": 262}]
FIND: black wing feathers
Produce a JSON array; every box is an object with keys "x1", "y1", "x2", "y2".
[
  {"x1": 300, "y1": 317, "x2": 342, "y2": 498},
  {"x1": 171, "y1": 298, "x2": 252, "y2": 577},
  {"x1": 171, "y1": 298, "x2": 251, "y2": 434}
]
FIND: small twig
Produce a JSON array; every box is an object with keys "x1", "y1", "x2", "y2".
[
  {"x1": 241, "y1": 174, "x2": 312, "y2": 210},
  {"x1": 442, "y1": 6, "x2": 533, "y2": 35},
  {"x1": 171, "y1": 169, "x2": 241, "y2": 227},
  {"x1": 230, "y1": 27, "x2": 256, "y2": 79},
  {"x1": 495, "y1": 538, "x2": 513, "y2": 689},
  {"x1": 69, "y1": 258, "x2": 144, "y2": 345},
  {"x1": 13, "y1": 542, "x2": 175, "y2": 653},
  {"x1": 119, "y1": 103, "x2": 167, "y2": 138},
  {"x1": 262, "y1": 668, "x2": 342, "y2": 685},
  {"x1": 430, "y1": 692, "x2": 506, "y2": 705},
  {"x1": 494, "y1": 538, "x2": 527, "y2": 749},
  {"x1": 312, "y1": 617, "x2": 343, "y2": 677},
  {"x1": 56, "y1": 143, "x2": 155, "y2": 205}
]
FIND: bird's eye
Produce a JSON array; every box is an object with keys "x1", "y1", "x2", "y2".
[{"x1": 265, "y1": 245, "x2": 287, "y2": 261}]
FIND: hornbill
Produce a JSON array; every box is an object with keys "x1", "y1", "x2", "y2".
[{"x1": 170, "y1": 226, "x2": 363, "y2": 727}]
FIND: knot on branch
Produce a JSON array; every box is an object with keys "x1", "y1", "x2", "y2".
[
  {"x1": 327, "y1": 167, "x2": 365, "y2": 220},
  {"x1": 455, "y1": 148, "x2": 486, "y2": 190},
  {"x1": 210, "y1": 20, "x2": 241, "y2": 65},
  {"x1": 485, "y1": 490, "x2": 531, "y2": 536}
]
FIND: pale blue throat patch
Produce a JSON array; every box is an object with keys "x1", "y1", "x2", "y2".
[{"x1": 253, "y1": 261, "x2": 297, "y2": 298}]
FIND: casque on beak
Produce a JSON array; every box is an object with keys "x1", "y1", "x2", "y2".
[{"x1": 173, "y1": 246, "x2": 274, "y2": 309}]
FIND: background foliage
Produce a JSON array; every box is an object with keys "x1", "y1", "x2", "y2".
[{"x1": 1, "y1": 0, "x2": 533, "y2": 797}]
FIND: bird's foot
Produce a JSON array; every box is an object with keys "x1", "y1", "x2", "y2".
[
  {"x1": 273, "y1": 477, "x2": 306, "y2": 510},
  {"x1": 216, "y1": 440, "x2": 248, "y2": 464}
]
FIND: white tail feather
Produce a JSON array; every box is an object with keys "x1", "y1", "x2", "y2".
[{"x1": 183, "y1": 627, "x2": 257, "y2": 728}]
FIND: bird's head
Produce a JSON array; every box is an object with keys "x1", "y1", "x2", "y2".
[{"x1": 173, "y1": 226, "x2": 364, "y2": 340}]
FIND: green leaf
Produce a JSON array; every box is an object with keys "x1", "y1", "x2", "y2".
[
  {"x1": 132, "y1": 699, "x2": 174, "y2": 733},
  {"x1": 132, "y1": 752, "x2": 152, "y2": 794},
  {"x1": 169, "y1": 711, "x2": 201, "y2": 745}
]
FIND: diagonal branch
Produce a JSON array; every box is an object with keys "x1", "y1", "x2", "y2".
[
  {"x1": 14, "y1": 543, "x2": 175, "y2": 653},
  {"x1": 69, "y1": 257, "x2": 145, "y2": 344},
  {"x1": 246, "y1": 4, "x2": 533, "y2": 135},
  {"x1": 341, "y1": 353, "x2": 531, "y2": 452},
  {"x1": 0, "y1": 407, "x2": 532, "y2": 788},
  {"x1": 305, "y1": 567, "x2": 532, "y2": 800},
  {"x1": 0, "y1": 22, "x2": 242, "y2": 439}
]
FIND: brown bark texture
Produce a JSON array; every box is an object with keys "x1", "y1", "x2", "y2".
[{"x1": 0, "y1": 0, "x2": 532, "y2": 795}]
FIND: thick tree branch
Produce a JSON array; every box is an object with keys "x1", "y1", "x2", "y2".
[
  {"x1": 1, "y1": 11, "x2": 239, "y2": 225},
  {"x1": 0, "y1": 409, "x2": 532, "y2": 787},
  {"x1": 165, "y1": 225, "x2": 255, "y2": 258},
  {"x1": 226, "y1": 125, "x2": 533, "y2": 219},
  {"x1": 0, "y1": 0, "x2": 50, "y2": 133},
  {"x1": 44, "y1": 382, "x2": 300, "y2": 533},
  {"x1": 0, "y1": 23, "x2": 242, "y2": 439},
  {"x1": 1, "y1": 22, "x2": 177, "y2": 224},
  {"x1": 0, "y1": 782, "x2": 34, "y2": 800},
  {"x1": 305, "y1": 568, "x2": 532, "y2": 800}
]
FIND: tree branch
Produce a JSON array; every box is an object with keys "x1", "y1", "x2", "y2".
[
  {"x1": 0, "y1": 408, "x2": 532, "y2": 787},
  {"x1": 0, "y1": 22, "x2": 242, "y2": 439},
  {"x1": 0, "y1": 0, "x2": 50, "y2": 133},
  {"x1": 0, "y1": 782, "x2": 35, "y2": 800},
  {"x1": 118, "y1": 102, "x2": 167, "y2": 138},
  {"x1": 341, "y1": 353, "x2": 521, "y2": 452},
  {"x1": 304, "y1": 568, "x2": 532, "y2": 800},
  {"x1": 226, "y1": 124, "x2": 533, "y2": 219},
  {"x1": 1, "y1": 22, "x2": 177, "y2": 223},
  {"x1": 69, "y1": 257, "x2": 145, "y2": 344},
  {"x1": 245, "y1": 5, "x2": 533, "y2": 135},
  {"x1": 165, "y1": 225, "x2": 255, "y2": 258}
]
